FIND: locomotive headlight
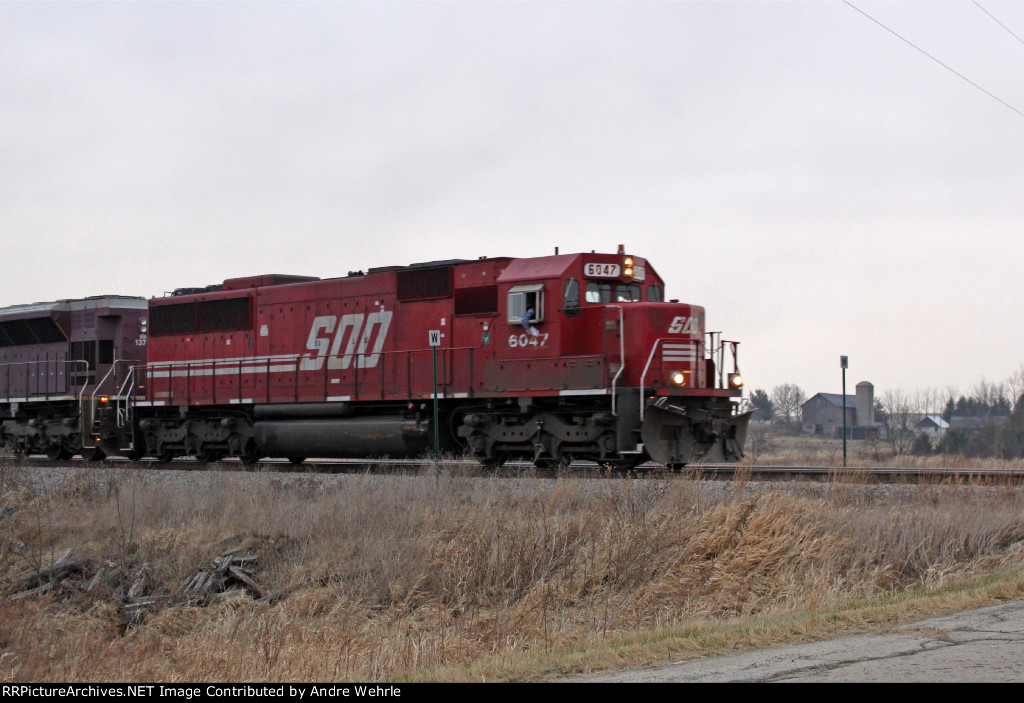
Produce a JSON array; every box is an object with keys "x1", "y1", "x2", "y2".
[
  {"x1": 671, "y1": 371, "x2": 686, "y2": 386},
  {"x1": 624, "y1": 266, "x2": 634, "y2": 278},
  {"x1": 624, "y1": 257, "x2": 634, "y2": 267},
  {"x1": 729, "y1": 373, "x2": 744, "y2": 389}
]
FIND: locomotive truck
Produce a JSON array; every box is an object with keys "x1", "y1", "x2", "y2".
[{"x1": 1, "y1": 249, "x2": 750, "y2": 468}]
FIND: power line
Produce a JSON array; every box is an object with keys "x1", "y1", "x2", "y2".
[
  {"x1": 973, "y1": 1, "x2": 1024, "y2": 48},
  {"x1": 844, "y1": 0, "x2": 1024, "y2": 121}
]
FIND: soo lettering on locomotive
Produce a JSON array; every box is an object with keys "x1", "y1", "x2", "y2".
[{"x1": 1, "y1": 248, "x2": 750, "y2": 469}]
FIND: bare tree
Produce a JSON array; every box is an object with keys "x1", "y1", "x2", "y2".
[
  {"x1": 879, "y1": 388, "x2": 918, "y2": 456},
  {"x1": 1004, "y1": 365, "x2": 1024, "y2": 409},
  {"x1": 970, "y1": 377, "x2": 1011, "y2": 414},
  {"x1": 745, "y1": 424, "x2": 774, "y2": 463},
  {"x1": 770, "y1": 383, "x2": 806, "y2": 425},
  {"x1": 915, "y1": 387, "x2": 943, "y2": 418},
  {"x1": 971, "y1": 378, "x2": 997, "y2": 407}
]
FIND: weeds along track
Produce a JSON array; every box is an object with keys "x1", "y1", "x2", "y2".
[
  {"x1": 7, "y1": 452, "x2": 1024, "y2": 486},
  {"x1": 2, "y1": 459, "x2": 1024, "y2": 682}
]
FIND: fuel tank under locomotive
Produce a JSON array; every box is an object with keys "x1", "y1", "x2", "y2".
[{"x1": 253, "y1": 416, "x2": 440, "y2": 459}]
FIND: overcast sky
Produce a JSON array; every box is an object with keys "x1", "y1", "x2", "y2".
[{"x1": 2, "y1": 1, "x2": 1023, "y2": 403}]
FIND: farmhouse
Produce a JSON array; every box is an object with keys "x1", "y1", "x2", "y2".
[{"x1": 915, "y1": 415, "x2": 949, "y2": 439}]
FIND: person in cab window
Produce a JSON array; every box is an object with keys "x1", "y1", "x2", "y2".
[{"x1": 521, "y1": 307, "x2": 540, "y2": 337}]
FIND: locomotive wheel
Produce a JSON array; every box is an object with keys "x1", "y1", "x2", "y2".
[
  {"x1": 533, "y1": 457, "x2": 571, "y2": 470},
  {"x1": 157, "y1": 448, "x2": 175, "y2": 463},
  {"x1": 240, "y1": 441, "x2": 261, "y2": 470},
  {"x1": 288, "y1": 456, "x2": 307, "y2": 465},
  {"x1": 598, "y1": 456, "x2": 646, "y2": 473},
  {"x1": 124, "y1": 448, "x2": 144, "y2": 462},
  {"x1": 197, "y1": 443, "x2": 224, "y2": 463},
  {"x1": 80, "y1": 447, "x2": 106, "y2": 462},
  {"x1": 46, "y1": 445, "x2": 73, "y2": 461},
  {"x1": 479, "y1": 452, "x2": 507, "y2": 470}
]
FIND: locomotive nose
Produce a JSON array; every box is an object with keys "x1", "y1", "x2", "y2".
[{"x1": 641, "y1": 398, "x2": 752, "y2": 465}]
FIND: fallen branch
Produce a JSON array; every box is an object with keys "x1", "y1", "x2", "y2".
[{"x1": 2, "y1": 548, "x2": 80, "y2": 596}]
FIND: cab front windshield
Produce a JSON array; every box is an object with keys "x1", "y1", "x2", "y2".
[{"x1": 585, "y1": 282, "x2": 641, "y2": 303}]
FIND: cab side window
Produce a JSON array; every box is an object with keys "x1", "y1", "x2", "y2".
[
  {"x1": 507, "y1": 284, "x2": 545, "y2": 325},
  {"x1": 563, "y1": 279, "x2": 580, "y2": 317},
  {"x1": 647, "y1": 284, "x2": 663, "y2": 302},
  {"x1": 98, "y1": 339, "x2": 114, "y2": 365}
]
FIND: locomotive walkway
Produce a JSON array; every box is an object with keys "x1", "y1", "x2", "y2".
[{"x1": 580, "y1": 600, "x2": 1024, "y2": 682}]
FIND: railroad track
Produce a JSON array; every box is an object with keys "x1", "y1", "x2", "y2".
[
  {"x1": 693, "y1": 464, "x2": 1024, "y2": 483},
  {"x1": 4, "y1": 453, "x2": 1024, "y2": 483}
]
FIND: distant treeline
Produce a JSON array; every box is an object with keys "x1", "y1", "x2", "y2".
[{"x1": 748, "y1": 366, "x2": 1024, "y2": 458}]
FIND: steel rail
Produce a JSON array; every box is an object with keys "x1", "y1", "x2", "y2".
[
  {"x1": 693, "y1": 464, "x2": 1024, "y2": 482},
  {"x1": 6, "y1": 454, "x2": 1024, "y2": 483}
]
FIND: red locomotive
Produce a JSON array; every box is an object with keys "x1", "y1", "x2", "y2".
[{"x1": 2, "y1": 248, "x2": 750, "y2": 468}]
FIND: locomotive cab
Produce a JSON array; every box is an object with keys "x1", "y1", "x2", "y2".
[{"x1": 479, "y1": 249, "x2": 749, "y2": 467}]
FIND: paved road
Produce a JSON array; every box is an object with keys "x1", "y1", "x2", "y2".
[{"x1": 582, "y1": 600, "x2": 1024, "y2": 682}]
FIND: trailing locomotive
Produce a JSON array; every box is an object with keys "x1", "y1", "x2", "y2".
[
  {"x1": 1, "y1": 249, "x2": 750, "y2": 468},
  {"x1": 0, "y1": 296, "x2": 148, "y2": 460}
]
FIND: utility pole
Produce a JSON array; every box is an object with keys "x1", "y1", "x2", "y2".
[
  {"x1": 841, "y1": 355, "x2": 849, "y2": 467},
  {"x1": 429, "y1": 329, "x2": 442, "y2": 458}
]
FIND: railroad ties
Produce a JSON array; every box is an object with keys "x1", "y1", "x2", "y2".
[
  {"x1": 0, "y1": 546, "x2": 273, "y2": 622},
  {"x1": 180, "y1": 548, "x2": 264, "y2": 601}
]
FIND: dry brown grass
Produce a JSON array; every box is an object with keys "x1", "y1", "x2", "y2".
[
  {"x1": 1, "y1": 460, "x2": 1024, "y2": 682},
  {"x1": 757, "y1": 434, "x2": 1024, "y2": 469}
]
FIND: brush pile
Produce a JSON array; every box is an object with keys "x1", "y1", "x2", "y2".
[{"x1": 1, "y1": 546, "x2": 269, "y2": 622}]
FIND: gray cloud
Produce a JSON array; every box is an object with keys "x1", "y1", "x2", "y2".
[{"x1": 2, "y1": 1, "x2": 1022, "y2": 397}]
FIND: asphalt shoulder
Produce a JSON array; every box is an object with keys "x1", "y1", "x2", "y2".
[{"x1": 579, "y1": 600, "x2": 1024, "y2": 683}]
